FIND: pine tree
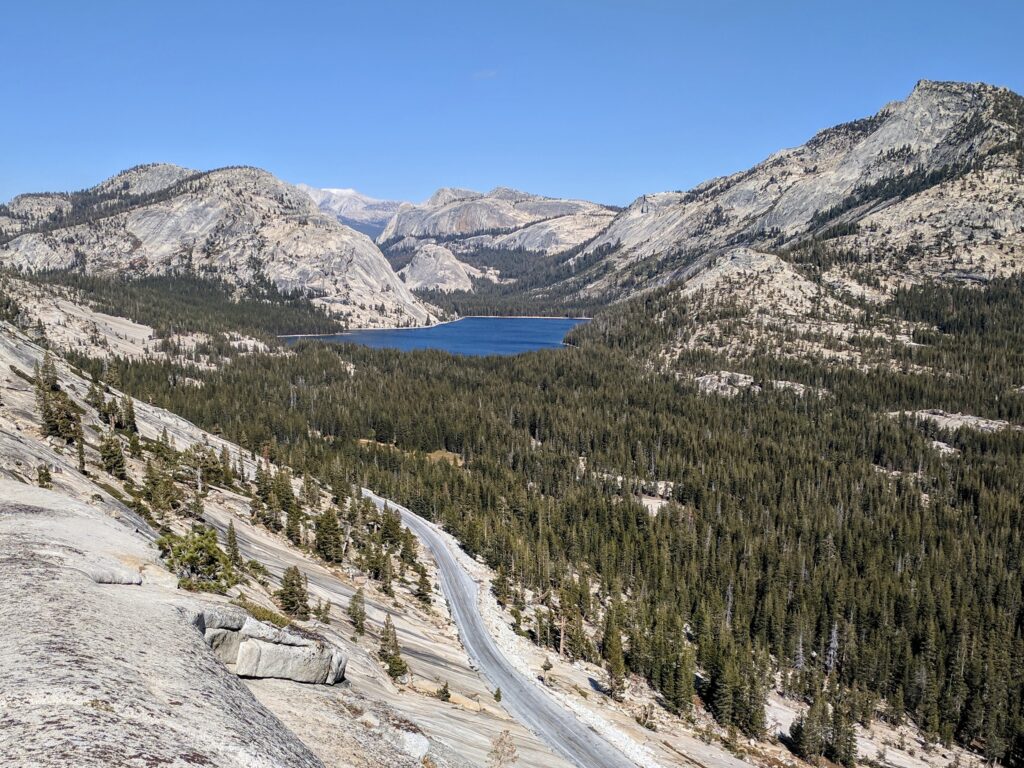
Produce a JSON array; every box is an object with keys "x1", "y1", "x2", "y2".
[
  {"x1": 381, "y1": 554, "x2": 394, "y2": 596},
  {"x1": 314, "y1": 506, "x2": 341, "y2": 562},
  {"x1": 708, "y1": 650, "x2": 739, "y2": 728},
  {"x1": 736, "y1": 648, "x2": 769, "y2": 738},
  {"x1": 276, "y1": 566, "x2": 310, "y2": 619},
  {"x1": 828, "y1": 697, "x2": 858, "y2": 768},
  {"x1": 379, "y1": 613, "x2": 408, "y2": 679},
  {"x1": 86, "y1": 381, "x2": 103, "y2": 409},
  {"x1": 415, "y1": 566, "x2": 432, "y2": 605},
  {"x1": 35, "y1": 353, "x2": 80, "y2": 443},
  {"x1": 226, "y1": 519, "x2": 242, "y2": 566},
  {"x1": 887, "y1": 686, "x2": 906, "y2": 726},
  {"x1": 348, "y1": 587, "x2": 366, "y2": 635},
  {"x1": 493, "y1": 565, "x2": 511, "y2": 606},
  {"x1": 144, "y1": 459, "x2": 181, "y2": 518},
  {"x1": 254, "y1": 461, "x2": 272, "y2": 502},
  {"x1": 314, "y1": 598, "x2": 332, "y2": 622},
  {"x1": 219, "y1": 445, "x2": 234, "y2": 485},
  {"x1": 37, "y1": 464, "x2": 52, "y2": 488},
  {"x1": 302, "y1": 472, "x2": 319, "y2": 509},
  {"x1": 120, "y1": 395, "x2": 137, "y2": 433},
  {"x1": 100, "y1": 431, "x2": 126, "y2": 479},
  {"x1": 76, "y1": 421, "x2": 86, "y2": 473},
  {"x1": 603, "y1": 607, "x2": 627, "y2": 701},
  {"x1": 158, "y1": 526, "x2": 235, "y2": 592},
  {"x1": 186, "y1": 488, "x2": 205, "y2": 519},
  {"x1": 666, "y1": 647, "x2": 696, "y2": 714},
  {"x1": 564, "y1": 608, "x2": 592, "y2": 661},
  {"x1": 438, "y1": 680, "x2": 451, "y2": 702},
  {"x1": 285, "y1": 504, "x2": 302, "y2": 545},
  {"x1": 272, "y1": 468, "x2": 297, "y2": 516},
  {"x1": 791, "y1": 696, "x2": 829, "y2": 763}
]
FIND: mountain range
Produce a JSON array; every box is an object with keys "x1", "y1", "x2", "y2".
[
  {"x1": 4, "y1": 78, "x2": 1024, "y2": 768},
  {"x1": 1, "y1": 80, "x2": 1021, "y2": 342}
]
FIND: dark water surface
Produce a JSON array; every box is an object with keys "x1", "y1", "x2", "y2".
[{"x1": 284, "y1": 316, "x2": 589, "y2": 356}]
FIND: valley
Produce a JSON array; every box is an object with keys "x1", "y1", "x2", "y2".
[{"x1": 2, "y1": 75, "x2": 1024, "y2": 768}]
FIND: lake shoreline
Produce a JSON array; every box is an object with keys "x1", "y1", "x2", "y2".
[{"x1": 279, "y1": 314, "x2": 593, "y2": 339}]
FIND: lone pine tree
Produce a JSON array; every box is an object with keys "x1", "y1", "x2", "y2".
[
  {"x1": 378, "y1": 613, "x2": 408, "y2": 679},
  {"x1": 276, "y1": 566, "x2": 310, "y2": 620},
  {"x1": 348, "y1": 587, "x2": 366, "y2": 635}
]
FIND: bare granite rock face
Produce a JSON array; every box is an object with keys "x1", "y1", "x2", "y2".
[
  {"x1": 227, "y1": 617, "x2": 348, "y2": 685},
  {"x1": 398, "y1": 243, "x2": 499, "y2": 292},
  {"x1": 0, "y1": 483, "x2": 324, "y2": 767},
  {"x1": 0, "y1": 165, "x2": 437, "y2": 329},
  {"x1": 379, "y1": 185, "x2": 615, "y2": 257},
  {"x1": 574, "y1": 80, "x2": 1024, "y2": 298}
]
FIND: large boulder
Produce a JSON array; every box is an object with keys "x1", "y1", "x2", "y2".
[
  {"x1": 201, "y1": 614, "x2": 347, "y2": 685},
  {"x1": 235, "y1": 637, "x2": 346, "y2": 685}
]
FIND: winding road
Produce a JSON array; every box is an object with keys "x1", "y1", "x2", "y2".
[{"x1": 362, "y1": 489, "x2": 640, "y2": 768}]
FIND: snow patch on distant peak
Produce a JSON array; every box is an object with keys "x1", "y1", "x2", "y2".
[{"x1": 296, "y1": 184, "x2": 405, "y2": 239}]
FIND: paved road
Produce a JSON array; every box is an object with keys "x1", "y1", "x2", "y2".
[{"x1": 362, "y1": 489, "x2": 639, "y2": 768}]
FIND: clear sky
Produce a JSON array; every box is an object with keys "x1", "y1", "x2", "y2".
[{"x1": 4, "y1": 0, "x2": 1022, "y2": 206}]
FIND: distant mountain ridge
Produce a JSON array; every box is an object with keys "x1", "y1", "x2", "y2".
[
  {"x1": 0, "y1": 164, "x2": 437, "y2": 329},
  {"x1": 379, "y1": 185, "x2": 615, "y2": 255},
  {"x1": 295, "y1": 184, "x2": 404, "y2": 239},
  {"x1": 371, "y1": 185, "x2": 616, "y2": 299}
]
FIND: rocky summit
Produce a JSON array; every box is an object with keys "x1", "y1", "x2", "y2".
[{"x1": 572, "y1": 80, "x2": 1024, "y2": 299}]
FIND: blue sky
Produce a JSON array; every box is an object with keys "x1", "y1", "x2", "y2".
[{"x1": 4, "y1": 1, "x2": 1022, "y2": 205}]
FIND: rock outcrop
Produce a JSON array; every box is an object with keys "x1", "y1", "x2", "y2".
[
  {"x1": 0, "y1": 483, "x2": 324, "y2": 768},
  {"x1": 397, "y1": 243, "x2": 499, "y2": 292},
  {"x1": 192, "y1": 610, "x2": 348, "y2": 686}
]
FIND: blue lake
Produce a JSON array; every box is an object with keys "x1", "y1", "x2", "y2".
[{"x1": 285, "y1": 316, "x2": 589, "y2": 356}]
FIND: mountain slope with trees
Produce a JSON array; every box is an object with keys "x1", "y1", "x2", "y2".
[
  {"x1": 0, "y1": 164, "x2": 437, "y2": 329},
  {"x1": 432, "y1": 81, "x2": 1024, "y2": 334}
]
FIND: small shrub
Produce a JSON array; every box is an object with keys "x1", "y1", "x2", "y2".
[{"x1": 231, "y1": 595, "x2": 290, "y2": 628}]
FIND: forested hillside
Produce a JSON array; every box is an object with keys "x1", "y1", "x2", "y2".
[{"x1": 51, "y1": 268, "x2": 1024, "y2": 764}]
